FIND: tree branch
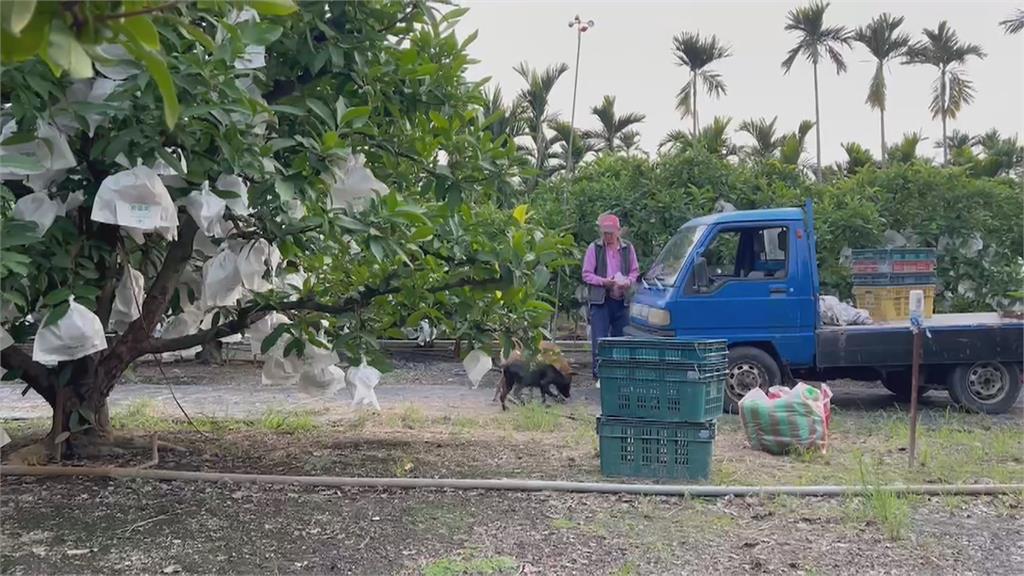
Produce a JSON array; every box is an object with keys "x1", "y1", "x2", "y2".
[
  {"x1": 0, "y1": 346, "x2": 55, "y2": 407},
  {"x1": 143, "y1": 275, "x2": 503, "y2": 355},
  {"x1": 96, "y1": 216, "x2": 199, "y2": 392},
  {"x1": 97, "y1": 1, "x2": 180, "y2": 21}
]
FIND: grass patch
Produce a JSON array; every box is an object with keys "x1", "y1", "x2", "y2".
[
  {"x1": 611, "y1": 562, "x2": 638, "y2": 576},
  {"x1": 422, "y1": 554, "x2": 518, "y2": 576},
  {"x1": 507, "y1": 403, "x2": 562, "y2": 433},
  {"x1": 388, "y1": 405, "x2": 429, "y2": 430},
  {"x1": 550, "y1": 518, "x2": 576, "y2": 530},
  {"x1": 841, "y1": 457, "x2": 914, "y2": 541},
  {"x1": 249, "y1": 408, "x2": 318, "y2": 433},
  {"x1": 408, "y1": 503, "x2": 471, "y2": 535},
  {"x1": 111, "y1": 400, "x2": 178, "y2": 431}
]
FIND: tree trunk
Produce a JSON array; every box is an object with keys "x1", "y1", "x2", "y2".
[
  {"x1": 48, "y1": 357, "x2": 115, "y2": 459},
  {"x1": 940, "y1": 69, "x2": 949, "y2": 165},
  {"x1": 812, "y1": 61, "x2": 823, "y2": 182},
  {"x1": 692, "y1": 71, "x2": 699, "y2": 136},
  {"x1": 880, "y1": 108, "x2": 887, "y2": 166},
  {"x1": 196, "y1": 340, "x2": 224, "y2": 364}
]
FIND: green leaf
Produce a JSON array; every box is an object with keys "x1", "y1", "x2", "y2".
[
  {"x1": 73, "y1": 285, "x2": 101, "y2": 299},
  {"x1": 512, "y1": 204, "x2": 529, "y2": 225},
  {"x1": 409, "y1": 225, "x2": 434, "y2": 242},
  {"x1": 0, "y1": 154, "x2": 44, "y2": 175},
  {"x1": 335, "y1": 214, "x2": 369, "y2": 233},
  {"x1": 460, "y1": 29, "x2": 478, "y2": 50},
  {"x1": 261, "y1": 323, "x2": 290, "y2": 355},
  {"x1": 441, "y1": 7, "x2": 470, "y2": 23},
  {"x1": 2, "y1": 0, "x2": 36, "y2": 35},
  {"x1": 155, "y1": 148, "x2": 186, "y2": 176},
  {"x1": 306, "y1": 98, "x2": 334, "y2": 129},
  {"x1": 429, "y1": 111, "x2": 448, "y2": 129},
  {"x1": 42, "y1": 22, "x2": 93, "y2": 79},
  {"x1": 334, "y1": 95, "x2": 347, "y2": 126},
  {"x1": 43, "y1": 301, "x2": 70, "y2": 327},
  {"x1": 43, "y1": 287, "x2": 73, "y2": 306},
  {"x1": 533, "y1": 265, "x2": 551, "y2": 290},
  {"x1": 178, "y1": 22, "x2": 215, "y2": 51},
  {"x1": 270, "y1": 104, "x2": 305, "y2": 116},
  {"x1": 122, "y1": 16, "x2": 160, "y2": 50},
  {"x1": 368, "y1": 238, "x2": 385, "y2": 262},
  {"x1": 339, "y1": 106, "x2": 371, "y2": 126},
  {"x1": 122, "y1": 40, "x2": 180, "y2": 128},
  {"x1": 239, "y1": 22, "x2": 283, "y2": 46},
  {"x1": 0, "y1": 3, "x2": 49, "y2": 63},
  {"x1": 247, "y1": 0, "x2": 298, "y2": 16}
]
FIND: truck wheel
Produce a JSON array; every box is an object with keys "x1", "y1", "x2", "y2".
[
  {"x1": 881, "y1": 369, "x2": 929, "y2": 403},
  {"x1": 726, "y1": 346, "x2": 781, "y2": 412},
  {"x1": 947, "y1": 362, "x2": 1022, "y2": 415}
]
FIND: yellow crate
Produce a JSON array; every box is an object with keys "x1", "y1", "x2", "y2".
[{"x1": 853, "y1": 285, "x2": 935, "y2": 322}]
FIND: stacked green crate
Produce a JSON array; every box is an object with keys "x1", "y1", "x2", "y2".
[{"x1": 596, "y1": 337, "x2": 726, "y2": 481}]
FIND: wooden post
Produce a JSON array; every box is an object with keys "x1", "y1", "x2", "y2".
[{"x1": 908, "y1": 329, "x2": 922, "y2": 466}]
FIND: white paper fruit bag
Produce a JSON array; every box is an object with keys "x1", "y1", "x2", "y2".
[
  {"x1": 33, "y1": 297, "x2": 107, "y2": 365},
  {"x1": 91, "y1": 166, "x2": 179, "y2": 241}
]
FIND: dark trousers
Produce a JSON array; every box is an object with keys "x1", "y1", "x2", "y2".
[{"x1": 590, "y1": 298, "x2": 628, "y2": 378}]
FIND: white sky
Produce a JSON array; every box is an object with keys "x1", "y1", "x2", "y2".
[{"x1": 457, "y1": 1, "x2": 1023, "y2": 163}]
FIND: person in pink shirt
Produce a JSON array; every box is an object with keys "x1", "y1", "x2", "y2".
[{"x1": 581, "y1": 213, "x2": 639, "y2": 378}]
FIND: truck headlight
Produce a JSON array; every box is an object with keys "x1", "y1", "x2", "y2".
[{"x1": 648, "y1": 308, "x2": 671, "y2": 327}]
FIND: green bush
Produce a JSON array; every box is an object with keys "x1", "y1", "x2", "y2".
[{"x1": 534, "y1": 149, "x2": 1023, "y2": 312}]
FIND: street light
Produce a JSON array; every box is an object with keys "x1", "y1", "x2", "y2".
[
  {"x1": 565, "y1": 15, "x2": 594, "y2": 177},
  {"x1": 551, "y1": 15, "x2": 594, "y2": 339}
]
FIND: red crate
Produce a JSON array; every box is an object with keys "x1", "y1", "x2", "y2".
[
  {"x1": 852, "y1": 261, "x2": 887, "y2": 274},
  {"x1": 891, "y1": 260, "x2": 935, "y2": 273}
]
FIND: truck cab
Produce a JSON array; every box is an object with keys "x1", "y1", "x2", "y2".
[{"x1": 627, "y1": 202, "x2": 1023, "y2": 414}]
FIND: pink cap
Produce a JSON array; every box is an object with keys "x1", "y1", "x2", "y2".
[{"x1": 598, "y1": 213, "x2": 620, "y2": 232}]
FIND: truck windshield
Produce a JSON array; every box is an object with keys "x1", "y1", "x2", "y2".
[{"x1": 644, "y1": 224, "x2": 706, "y2": 286}]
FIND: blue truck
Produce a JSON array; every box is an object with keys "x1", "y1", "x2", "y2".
[{"x1": 626, "y1": 201, "x2": 1023, "y2": 414}]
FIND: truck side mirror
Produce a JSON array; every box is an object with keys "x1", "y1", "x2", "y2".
[{"x1": 694, "y1": 257, "x2": 710, "y2": 292}]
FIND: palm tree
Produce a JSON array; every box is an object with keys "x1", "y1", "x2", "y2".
[
  {"x1": 659, "y1": 117, "x2": 736, "y2": 158},
  {"x1": 617, "y1": 129, "x2": 643, "y2": 156},
  {"x1": 514, "y1": 62, "x2": 570, "y2": 186},
  {"x1": 547, "y1": 120, "x2": 597, "y2": 176},
  {"x1": 738, "y1": 117, "x2": 782, "y2": 161},
  {"x1": 972, "y1": 130, "x2": 1024, "y2": 178},
  {"x1": 778, "y1": 120, "x2": 816, "y2": 168},
  {"x1": 943, "y1": 129, "x2": 974, "y2": 151},
  {"x1": 839, "y1": 142, "x2": 876, "y2": 175},
  {"x1": 887, "y1": 131, "x2": 928, "y2": 165},
  {"x1": 481, "y1": 85, "x2": 527, "y2": 146},
  {"x1": 853, "y1": 14, "x2": 912, "y2": 163},
  {"x1": 1001, "y1": 9, "x2": 1024, "y2": 34},
  {"x1": 903, "y1": 22, "x2": 986, "y2": 165},
  {"x1": 584, "y1": 95, "x2": 646, "y2": 153},
  {"x1": 781, "y1": 1, "x2": 852, "y2": 181},
  {"x1": 671, "y1": 31, "x2": 732, "y2": 135}
]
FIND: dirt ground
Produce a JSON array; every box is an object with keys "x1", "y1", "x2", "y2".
[{"x1": 2, "y1": 358, "x2": 1023, "y2": 575}]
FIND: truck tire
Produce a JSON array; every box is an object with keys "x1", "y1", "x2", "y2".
[
  {"x1": 881, "y1": 369, "x2": 930, "y2": 403},
  {"x1": 946, "y1": 362, "x2": 1022, "y2": 415},
  {"x1": 725, "y1": 346, "x2": 781, "y2": 412}
]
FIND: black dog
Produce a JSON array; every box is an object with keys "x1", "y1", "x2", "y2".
[{"x1": 499, "y1": 360, "x2": 572, "y2": 411}]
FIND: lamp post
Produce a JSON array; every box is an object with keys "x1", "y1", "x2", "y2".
[
  {"x1": 565, "y1": 14, "x2": 594, "y2": 177},
  {"x1": 551, "y1": 15, "x2": 594, "y2": 339}
]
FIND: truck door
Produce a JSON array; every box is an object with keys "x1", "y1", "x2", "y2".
[{"x1": 675, "y1": 222, "x2": 815, "y2": 367}]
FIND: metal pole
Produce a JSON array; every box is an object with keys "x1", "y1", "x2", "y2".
[
  {"x1": 908, "y1": 328, "x2": 922, "y2": 466},
  {"x1": 551, "y1": 15, "x2": 592, "y2": 338},
  {"x1": 566, "y1": 26, "x2": 582, "y2": 177}
]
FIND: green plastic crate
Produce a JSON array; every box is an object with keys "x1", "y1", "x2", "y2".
[
  {"x1": 598, "y1": 337, "x2": 727, "y2": 363},
  {"x1": 600, "y1": 374, "x2": 724, "y2": 421},
  {"x1": 597, "y1": 359, "x2": 728, "y2": 383},
  {"x1": 597, "y1": 417, "x2": 716, "y2": 481}
]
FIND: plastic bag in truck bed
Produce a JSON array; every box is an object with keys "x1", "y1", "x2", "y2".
[
  {"x1": 739, "y1": 383, "x2": 832, "y2": 455},
  {"x1": 819, "y1": 295, "x2": 872, "y2": 326}
]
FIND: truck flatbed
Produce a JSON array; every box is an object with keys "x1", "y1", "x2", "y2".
[
  {"x1": 817, "y1": 313, "x2": 1023, "y2": 368},
  {"x1": 820, "y1": 312, "x2": 1021, "y2": 331}
]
